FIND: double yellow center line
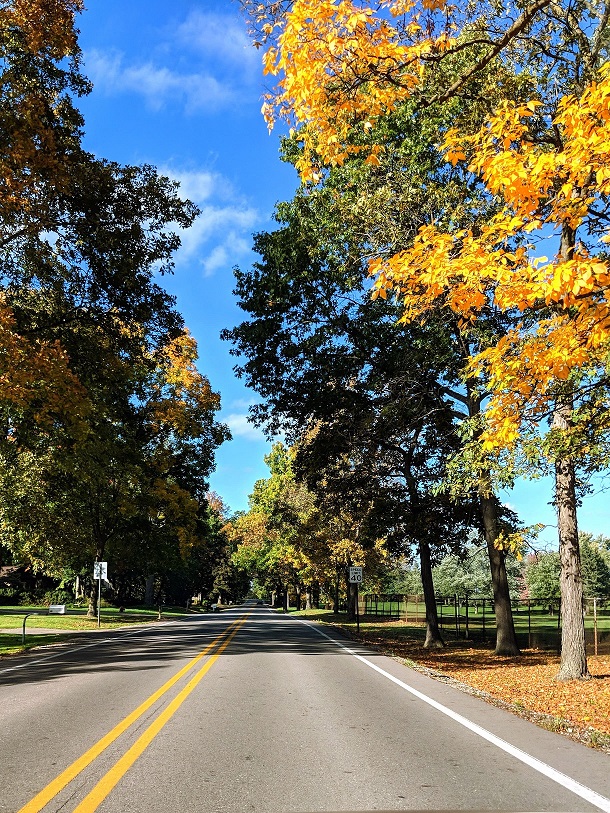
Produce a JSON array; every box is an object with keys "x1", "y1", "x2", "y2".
[{"x1": 19, "y1": 613, "x2": 249, "y2": 813}]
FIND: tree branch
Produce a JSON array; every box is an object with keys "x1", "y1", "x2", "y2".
[{"x1": 422, "y1": 0, "x2": 553, "y2": 108}]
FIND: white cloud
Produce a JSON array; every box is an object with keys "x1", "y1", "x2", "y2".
[
  {"x1": 175, "y1": 10, "x2": 260, "y2": 75},
  {"x1": 159, "y1": 168, "x2": 259, "y2": 275},
  {"x1": 83, "y1": 9, "x2": 261, "y2": 114},
  {"x1": 224, "y1": 413, "x2": 267, "y2": 442},
  {"x1": 202, "y1": 234, "x2": 251, "y2": 277},
  {"x1": 84, "y1": 48, "x2": 235, "y2": 113}
]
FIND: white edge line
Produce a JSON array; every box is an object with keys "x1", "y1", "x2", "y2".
[{"x1": 298, "y1": 618, "x2": 610, "y2": 813}]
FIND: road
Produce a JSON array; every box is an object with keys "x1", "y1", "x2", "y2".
[{"x1": 1, "y1": 603, "x2": 609, "y2": 813}]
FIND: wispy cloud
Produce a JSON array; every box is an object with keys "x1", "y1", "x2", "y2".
[
  {"x1": 83, "y1": 10, "x2": 260, "y2": 114},
  {"x1": 175, "y1": 10, "x2": 260, "y2": 76},
  {"x1": 160, "y1": 168, "x2": 259, "y2": 276},
  {"x1": 84, "y1": 49, "x2": 231, "y2": 113},
  {"x1": 224, "y1": 413, "x2": 267, "y2": 442}
]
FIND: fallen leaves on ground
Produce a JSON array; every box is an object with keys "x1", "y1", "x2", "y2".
[{"x1": 350, "y1": 621, "x2": 610, "y2": 749}]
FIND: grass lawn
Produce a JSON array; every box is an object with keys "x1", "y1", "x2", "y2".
[
  {"x1": 289, "y1": 608, "x2": 610, "y2": 752},
  {"x1": 0, "y1": 605, "x2": 200, "y2": 656}
]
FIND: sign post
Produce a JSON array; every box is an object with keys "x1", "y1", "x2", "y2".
[
  {"x1": 93, "y1": 561, "x2": 108, "y2": 628},
  {"x1": 349, "y1": 566, "x2": 363, "y2": 633}
]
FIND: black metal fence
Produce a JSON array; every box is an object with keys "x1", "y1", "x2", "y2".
[{"x1": 361, "y1": 593, "x2": 610, "y2": 654}]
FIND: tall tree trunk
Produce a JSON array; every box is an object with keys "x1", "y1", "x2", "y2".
[
  {"x1": 305, "y1": 586, "x2": 312, "y2": 610},
  {"x1": 479, "y1": 487, "x2": 520, "y2": 656},
  {"x1": 144, "y1": 574, "x2": 155, "y2": 607},
  {"x1": 405, "y1": 468, "x2": 444, "y2": 648},
  {"x1": 463, "y1": 361, "x2": 520, "y2": 656},
  {"x1": 334, "y1": 570, "x2": 340, "y2": 614},
  {"x1": 419, "y1": 540, "x2": 444, "y2": 648},
  {"x1": 87, "y1": 583, "x2": 97, "y2": 619},
  {"x1": 346, "y1": 578, "x2": 357, "y2": 621},
  {"x1": 553, "y1": 402, "x2": 590, "y2": 680}
]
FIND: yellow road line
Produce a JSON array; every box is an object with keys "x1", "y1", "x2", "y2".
[
  {"x1": 72, "y1": 614, "x2": 248, "y2": 813},
  {"x1": 18, "y1": 615, "x2": 248, "y2": 813}
]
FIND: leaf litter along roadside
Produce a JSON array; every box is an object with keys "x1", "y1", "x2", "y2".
[{"x1": 292, "y1": 610, "x2": 610, "y2": 753}]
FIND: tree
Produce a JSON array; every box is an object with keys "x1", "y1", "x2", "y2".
[
  {"x1": 524, "y1": 552, "x2": 561, "y2": 602},
  {"x1": 0, "y1": 0, "x2": 89, "y2": 239},
  {"x1": 224, "y1": 141, "x2": 520, "y2": 651},
  {"x1": 579, "y1": 533, "x2": 610, "y2": 599},
  {"x1": 0, "y1": 326, "x2": 229, "y2": 615},
  {"x1": 433, "y1": 545, "x2": 521, "y2": 598},
  {"x1": 227, "y1": 443, "x2": 387, "y2": 615},
  {"x1": 244, "y1": 0, "x2": 610, "y2": 678}
]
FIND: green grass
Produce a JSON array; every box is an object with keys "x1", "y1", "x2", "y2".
[
  {"x1": 286, "y1": 604, "x2": 610, "y2": 652},
  {"x1": 0, "y1": 604, "x2": 202, "y2": 657}
]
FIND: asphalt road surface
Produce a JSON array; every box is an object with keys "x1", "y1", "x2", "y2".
[{"x1": 1, "y1": 603, "x2": 609, "y2": 813}]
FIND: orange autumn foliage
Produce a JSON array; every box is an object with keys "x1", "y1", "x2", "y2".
[
  {"x1": 371, "y1": 67, "x2": 610, "y2": 450},
  {"x1": 260, "y1": 0, "x2": 454, "y2": 180},
  {"x1": 149, "y1": 330, "x2": 221, "y2": 437},
  {"x1": 0, "y1": 0, "x2": 85, "y2": 228},
  {"x1": 258, "y1": 0, "x2": 610, "y2": 454},
  {"x1": 0, "y1": 296, "x2": 88, "y2": 431}
]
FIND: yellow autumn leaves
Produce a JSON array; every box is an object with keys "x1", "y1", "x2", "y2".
[
  {"x1": 262, "y1": 0, "x2": 452, "y2": 179},
  {"x1": 255, "y1": 0, "x2": 610, "y2": 462}
]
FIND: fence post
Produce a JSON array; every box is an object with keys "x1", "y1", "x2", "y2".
[
  {"x1": 557, "y1": 598, "x2": 561, "y2": 655},
  {"x1": 482, "y1": 598, "x2": 486, "y2": 640},
  {"x1": 454, "y1": 594, "x2": 459, "y2": 638},
  {"x1": 594, "y1": 597, "x2": 598, "y2": 656},
  {"x1": 528, "y1": 599, "x2": 531, "y2": 649},
  {"x1": 465, "y1": 594, "x2": 469, "y2": 640}
]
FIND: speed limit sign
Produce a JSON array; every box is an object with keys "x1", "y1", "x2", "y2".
[{"x1": 349, "y1": 566, "x2": 363, "y2": 583}]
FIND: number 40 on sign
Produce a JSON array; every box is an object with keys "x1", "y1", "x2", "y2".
[{"x1": 349, "y1": 566, "x2": 362, "y2": 583}]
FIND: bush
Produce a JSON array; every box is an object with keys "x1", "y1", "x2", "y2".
[
  {"x1": 0, "y1": 587, "x2": 20, "y2": 606},
  {"x1": 42, "y1": 589, "x2": 74, "y2": 607}
]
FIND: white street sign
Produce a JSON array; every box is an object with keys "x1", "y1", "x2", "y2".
[
  {"x1": 93, "y1": 561, "x2": 108, "y2": 580},
  {"x1": 349, "y1": 566, "x2": 363, "y2": 583}
]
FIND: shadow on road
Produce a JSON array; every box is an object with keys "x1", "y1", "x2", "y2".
[{"x1": 0, "y1": 608, "x2": 358, "y2": 687}]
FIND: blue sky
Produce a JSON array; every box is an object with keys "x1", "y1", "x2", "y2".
[
  {"x1": 76, "y1": 0, "x2": 297, "y2": 514},
  {"x1": 74, "y1": 1, "x2": 609, "y2": 544}
]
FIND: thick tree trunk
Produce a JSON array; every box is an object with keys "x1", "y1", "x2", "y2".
[
  {"x1": 419, "y1": 541, "x2": 444, "y2": 648},
  {"x1": 553, "y1": 404, "x2": 590, "y2": 680},
  {"x1": 334, "y1": 572, "x2": 340, "y2": 614},
  {"x1": 479, "y1": 489, "x2": 520, "y2": 656},
  {"x1": 305, "y1": 586, "x2": 312, "y2": 610},
  {"x1": 144, "y1": 574, "x2": 155, "y2": 607},
  {"x1": 87, "y1": 583, "x2": 97, "y2": 619},
  {"x1": 346, "y1": 578, "x2": 357, "y2": 621}
]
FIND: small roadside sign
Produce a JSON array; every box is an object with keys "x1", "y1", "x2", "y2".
[
  {"x1": 349, "y1": 566, "x2": 363, "y2": 583},
  {"x1": 93, "y1": 561, "x2": 108, "y2": 580}
]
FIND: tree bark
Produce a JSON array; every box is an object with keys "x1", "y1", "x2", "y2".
[
  {"x1": 87, "y1": 583, "x2": 97, "y2": 619},
  {"x1": 419, "y1": 540, "x2": 444, "y2": 648},
  {"x1": 464, "y1": 357, "x2": 520, "y2": 655},
  {"x1": 346, "y1": 578, "x2": 357, "y2": 621},
  {"x1": 334, "y1": 571, "x2": 340, "y2": 614},
  {"x1": 553, "y1": 403, "x2": 590, "y2": 680},
  {"x1": 479, "y1": 488, "x2": 521, "y2": 656},
  {"x1": 144, "y1": 574, "x2": 155, "y2": 607}
]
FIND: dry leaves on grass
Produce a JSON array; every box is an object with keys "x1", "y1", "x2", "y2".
[
  {"x1": 415, "y1": 648, "x2": 610, "y2": 736},
  {"x1": 357, "y1": 628, "x2": 610, "y2": 741}
]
